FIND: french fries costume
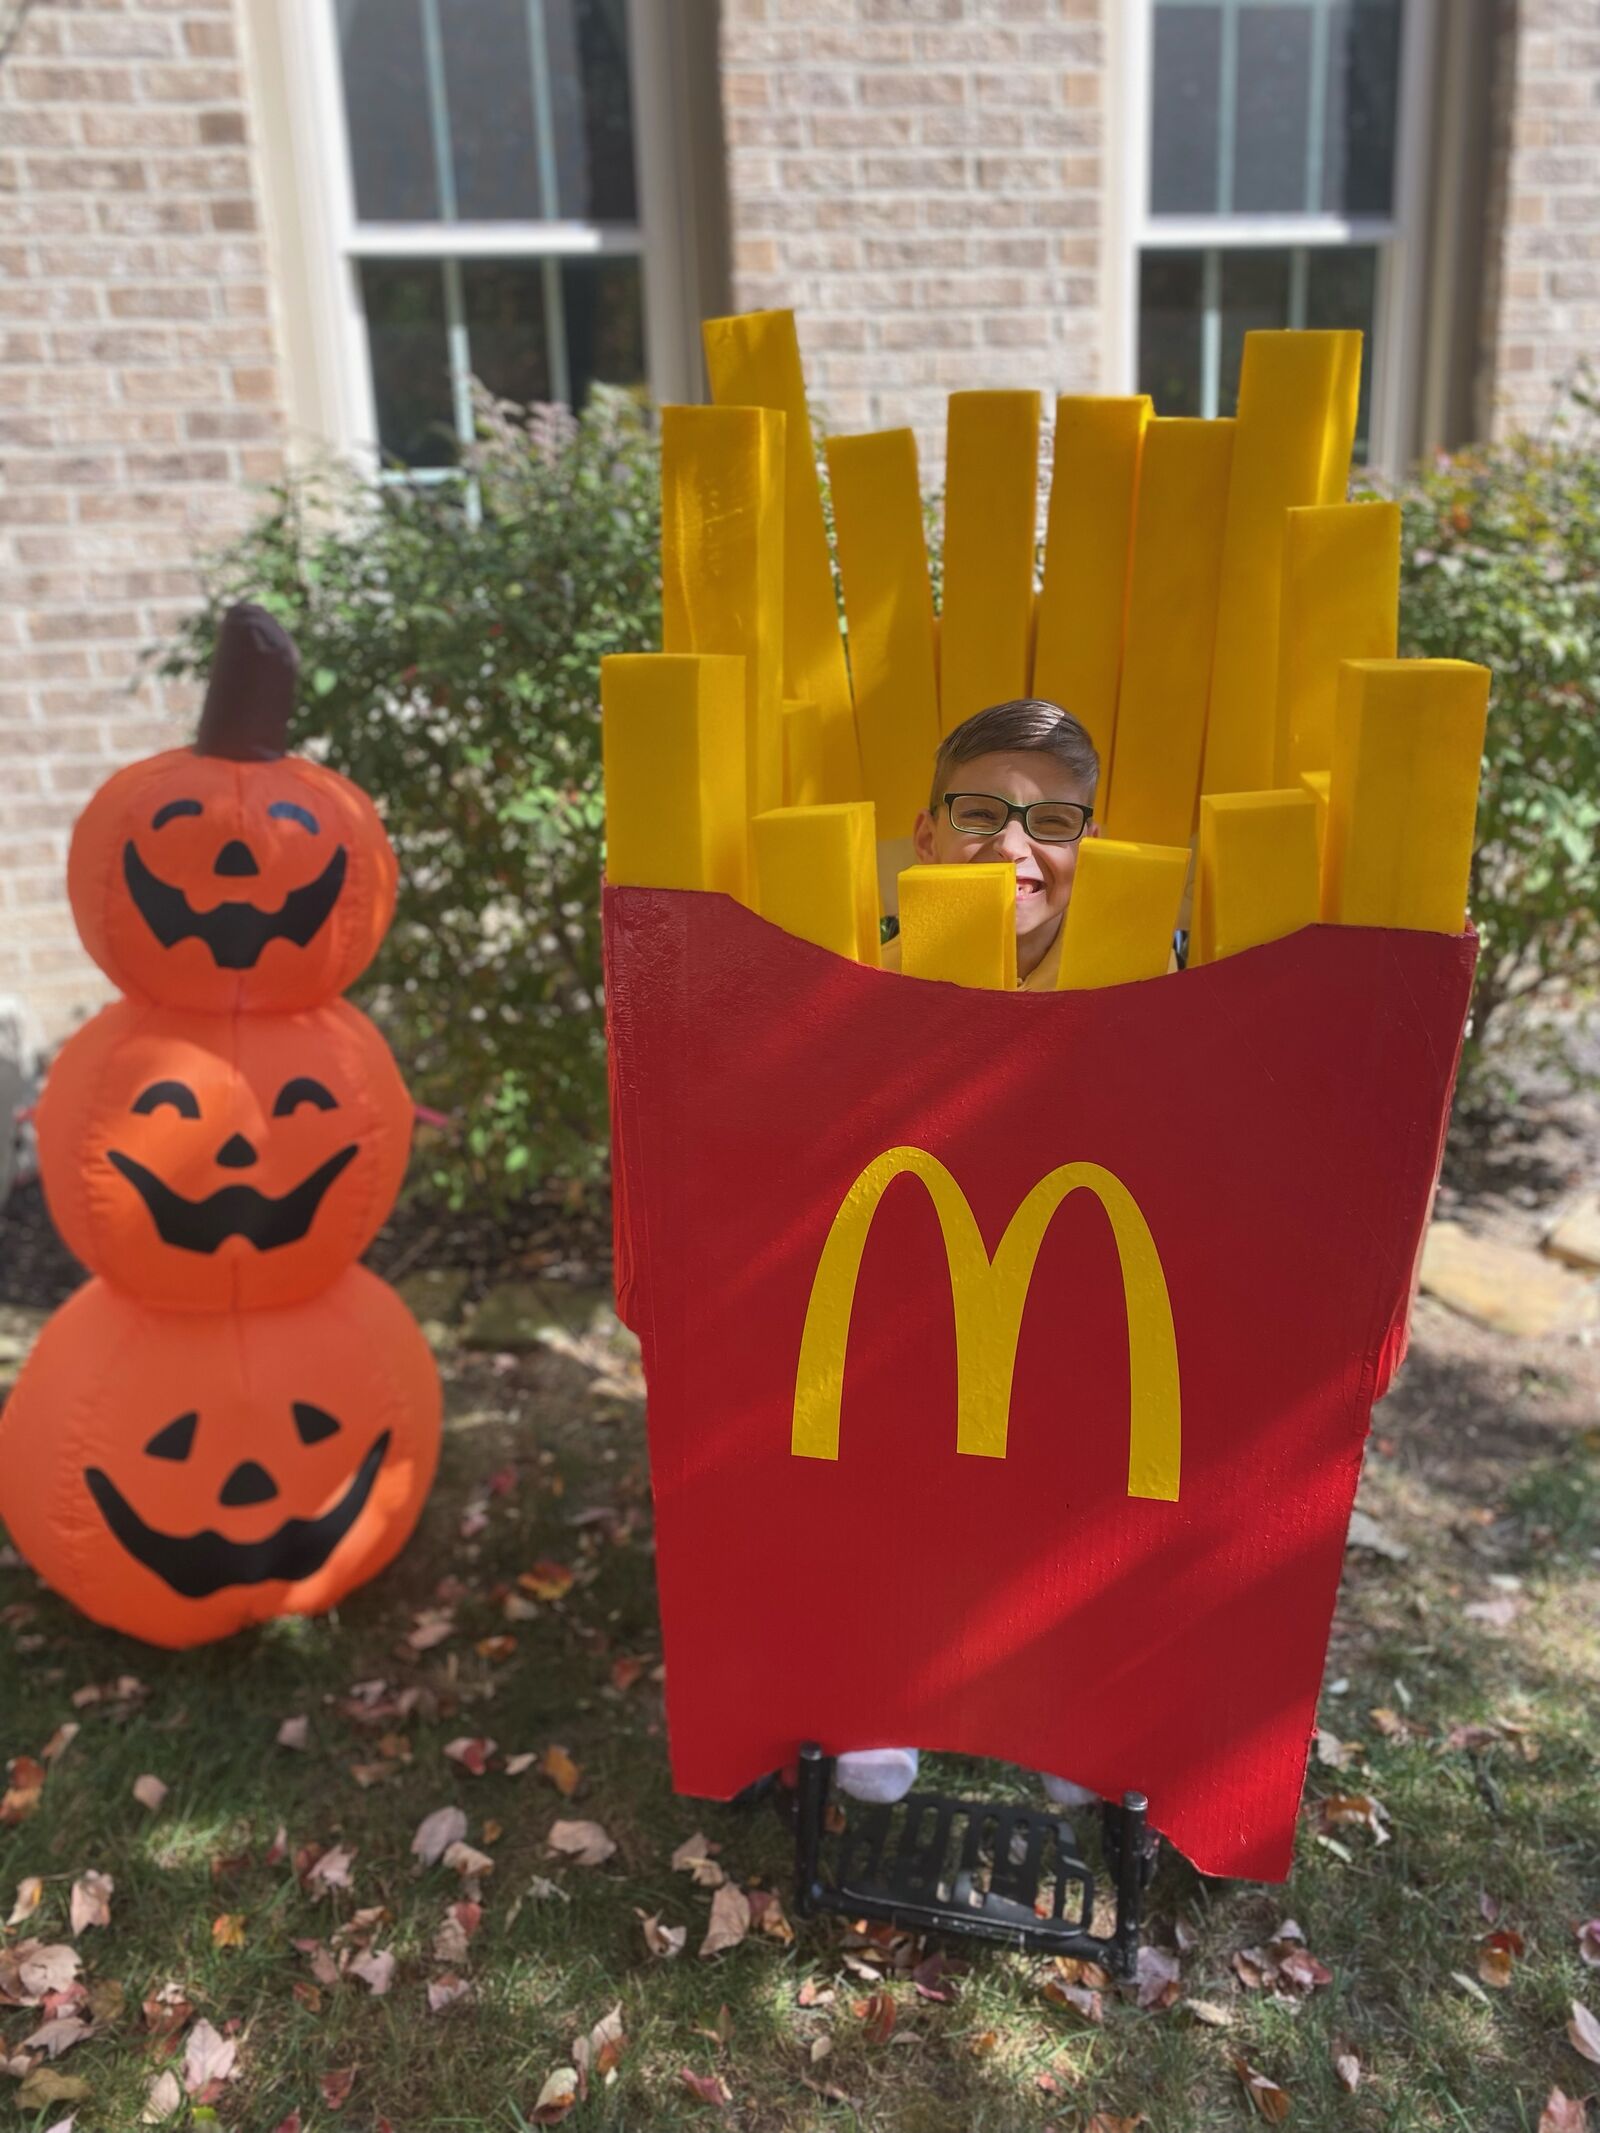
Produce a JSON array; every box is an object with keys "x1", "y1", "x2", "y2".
[
  {"x1": 604, "y1": 313, "x2": 1485, "y2": 1883},
  {"x1": 0, "y1": 605, "x2": 442, "y2": 1648}
]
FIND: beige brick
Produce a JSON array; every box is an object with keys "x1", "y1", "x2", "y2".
[
  {"x1": 137, "y1": 63, "x2": 242, "y2": 103},
  {"x1": 8, "y1": 64, "x2": 137, "y2": 103},
  {"x1": 198, "y1": 109, "x2": 248, "y2": 146}
]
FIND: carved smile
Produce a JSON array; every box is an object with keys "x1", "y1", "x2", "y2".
[
  {"x1": 84, "y1": 1432, "x2": 390, "y2": 1600},
  {"x1": 123, "y1": 841, "x2": 348, "y2": 969},
  {"x1": 106, "y1": 1145, "x2": 358, "y2": 1253}
]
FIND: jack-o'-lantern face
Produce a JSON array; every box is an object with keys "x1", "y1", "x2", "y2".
[
  {"x1": 0, "y1": 1271, "x2": 441, "y2": 1648},
  {"x1": 67, "y1": 604, "x2": 397, "y2": 1013},
  {"x1": 37, "y1": 998, "x2": 412, "y2": 1312}
]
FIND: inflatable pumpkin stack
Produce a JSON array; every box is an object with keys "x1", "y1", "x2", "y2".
[{"x1": 0, "y1": 605, "x2": 441, "y2": 1648}]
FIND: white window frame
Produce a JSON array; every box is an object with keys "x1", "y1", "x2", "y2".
[
  {"x1": 246, "y1": 0, "x2": 705, "y2": 482},
  {"x1": 1121, "y1": 0, "x2": 1438, "y2": 477}
]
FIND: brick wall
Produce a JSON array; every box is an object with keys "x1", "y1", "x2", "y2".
[
  {"x1": 718, "y1": 0, "x2": 1107, "y2": 480},
  {"x1": 1483, "y1": 0, "x2": 1600, "y2": 436},
  {"x1": 0, "y1": 0, "x2": 287, "y2": 1043}
]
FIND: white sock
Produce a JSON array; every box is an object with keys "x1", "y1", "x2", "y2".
[
  {"x1": 834, "y1": 1748, "x2": 920, "y2": 1805},
  {"x1": 1041, "y1": 1773, "x2": 1098, "y2": 1810}
]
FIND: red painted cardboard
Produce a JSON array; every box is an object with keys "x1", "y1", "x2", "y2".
[{"x1": 605, "y1": 886, "x2": 1475, "y2": 1879}]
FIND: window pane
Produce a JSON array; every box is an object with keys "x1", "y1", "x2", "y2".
[
  {"x1": 1323, "y1": 1, "x2": 1402, "y2": 215},
  {"x1": 1233, "y1": 5, "x2": 1314, "y2": 213},
  {"x1": 1150, "y1": 4, "x2": 1222, "y2": 214},
  {"x1": 1306, "y1": 244, "x2": 1379, "y2": 458},
  {"x1": 438, "y1": 0, "x2": 542, "y2": 220},
  {"x1": 1137, "y1": 251, "x2": 1206, "y2": 416},
  {"x1": 1219, "y1": 247, "x2": 1292, "y2": 414},
  {"x1": 547, "y1": 0, "x2": 638, "y2": 221},
  {"x1": 336, "y1": 0, "x2": 439, "y2": 222},
  {"x1": 562, "y1": 258, "x2": 646, "y2": 406},
  {"x1": 461, "y1": 261, "x2": 553, "y2": 408},
  {"x1": 361, "y1": 262, "x2": 455, "y2": 466}
]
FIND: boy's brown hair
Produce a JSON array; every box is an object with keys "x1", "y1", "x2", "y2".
[{"x1": 929, "y1": 698, "x2": 1100, "y2": 812}]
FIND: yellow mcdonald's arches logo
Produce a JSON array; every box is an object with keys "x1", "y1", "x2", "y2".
[{"x1": 791, "y1": 1147, "x2": 1181, "y2": 1502}]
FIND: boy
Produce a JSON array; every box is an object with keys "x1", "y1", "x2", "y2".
[
  {"x1": 841, "y1": 695, "x2": 1101, "y2": 1811},
  {"x1": 881, "y1": 695, "x2": 1100, "y2": 989}
]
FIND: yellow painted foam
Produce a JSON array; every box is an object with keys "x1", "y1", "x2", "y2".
[
  {"x1": 752, "y1": 801, "x2": 880, "y2": 965},
  {"x1": 939, "y1": 391, "x2": 1041, "y2": 733},
  {"x1": 1275, "y1": 499, "x2": 1400, "y2": 785},
  {"x1": 1102, "y1": 418, "x2": 1236, "y2": 848},
  {"x1": 1194, "y1": 790, "x2": 1321, "y2": 965},
  {"x1": 1201, "y1": 330, "x2": 1364, "y2": 797},
  {"x1": 897, "y1": 863, "x2": 1016, "y2": 989},
  {"x1": 782, "y1": 699, "x2": 825, "y2": 808},
  {"x1": 828, "y1": 428, "x2": 942, "y2": 842},
  {"x1": 601, "y1": 653, "x2": 749, "y2": 900},
  {"x1": 1321, "y1": 659, "x2": 1490, "y2": 934},
  {"x1": 1056, "y1": 837, "x2": 1188, "y2": 989},
  {"x1": 661, "y1": 402, "x2": 787, "y2": 835},
  {"x1": 1033, "y1": 395, "x2": 1151, "y2": 761},
  {"x1": 703, "y1": 308, "x2": 859, "y2": 799}
]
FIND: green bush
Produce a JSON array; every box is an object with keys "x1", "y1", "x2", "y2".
[
  {"x1": 159, "y1": 389, "x2": 660, "y2": 1208},
  {"x1": 1398, "y1": 393, "x2": 1600, "y2": 1096}
]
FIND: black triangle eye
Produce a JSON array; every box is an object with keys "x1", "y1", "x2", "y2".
[
  {"x1": 292, "y1": 1402, "x2": 341, "y2": 1446},
  {"x1": 146, "y1": 1411, "x2": 197, "y2": 1462}
]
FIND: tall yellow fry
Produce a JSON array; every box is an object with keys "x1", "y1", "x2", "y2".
[
  {"x1": 752, "y1": 802, "x2": 880, "y2": 965},
  {"x1": 1057, "y1": 838, "x2": 1188, "y2": 989},
  {"x1": 1194, "y1": 790, "x2": 1321, "y2": 965},
  {"x1": 1275, "y1": 499, "x2": 1400, "y2": 785},
  {"x1": 1321, "y1": 659, "x2": 1490, "y2": 934},
  {"x1": 1033, "y1": 395, "x2": 1151, "y2": 761},
  {"x1": 601, "y1": 653, "x2": 749, "y2": 900},
  {"x1": 897, "y1": 863, "x2": 1016, "y2": 989},
  {"x1": 940, "y1": 391, "x2": 1041, "y2": 733}
]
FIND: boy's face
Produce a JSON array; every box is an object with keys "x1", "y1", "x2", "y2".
[{"x1": 912, "y1": 748, "x2": 1098, "y2": 947}]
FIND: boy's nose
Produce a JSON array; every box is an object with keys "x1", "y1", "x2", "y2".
[{"x1": 989, "y1": 821, "x2": 1032, "y2": 861}]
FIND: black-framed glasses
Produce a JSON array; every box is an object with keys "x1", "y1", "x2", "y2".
[{"x1": 942, "y1": 792, "x2": 1094, "y2": 845}]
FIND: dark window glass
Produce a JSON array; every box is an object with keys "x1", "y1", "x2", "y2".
[
  {"x1": 361, "y1": 262, "x2": 455, "y2": 467},
  {"x1": 1323, "y1": 1, "x2": 1402, "y2": 215},
  {"x1": 461, "y1": 261, "x2": 553, "y2": 408},
  {"x1": 561, "y1": 257, "x2": 646, "y2": 406},
  {"x1": 570, "y1": 0, "x2": 637, "y2": 220},
  {"x1": 1305, "y1": 243, "x2": 1379, "y2": 457},
  {"x1": 1219, "y1": 247, "x2": 1292, "y2": 413},
  {"x1": 1150, "y1": 4, "x2": 1223, "y2": 214},
  {"x1": 336, "y1": 0, "x2": 438, "y2": 222},
  {"x1": 438, "y1": 0, "x2": 542, "y2": 220},
  {"x1": 1137, "y1": 251, "x2": 1206, "y2": 416},
  {"x1": 1233, "y1": 5, "x2": 1314, "y2": 212}
]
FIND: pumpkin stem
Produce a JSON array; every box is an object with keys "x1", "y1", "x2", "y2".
[{"x1": 195, "y1": 602, "x2": 299, "y2": 762}]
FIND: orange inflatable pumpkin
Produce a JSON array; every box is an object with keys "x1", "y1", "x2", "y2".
[
  {"x1": 0, "y1": 1268, "x2": 441, "y2": 1648},
  {"x1": 68, "y1": 605, "x2": 398, "y2": 1014},
  {"x1": 37, "y1": 996, "x2": 412, "y2": 1312}
]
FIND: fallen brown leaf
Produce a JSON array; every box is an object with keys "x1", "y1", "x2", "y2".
[
  {"x1": 2, "y1": 1754, "x2": 47, "y2": 1826},
  {"x1": 1579, "y1": 1921, "x2": 1600, "y2": 1969},
  {"x1": 444, "y1": 1736, "x2": 497, "y2": 1777},
  {"x1": 747, "y1": 1887, "x2": 795, "y2": 1946},
  {"x1": 1233, "y1": 2055, "x2": 1292, "y2": 2123},
  {"x1": 1332, "y1": 2040, "x2": 1361, "y2": 2092},
  {"x1": 210, "y1": 1913, "x2": 246, "y2": 1949},
  {"x1": 519, "y1": 1561, "x2": 575, "y2": 1602},
  {"x1": 427, "y1": 1972, "x2": 472, "y2": 2014},
  {"x1": 40, "y1": 1723, "x2": 79, "y2": 1766},
  {"x1": 305, "y1": 1844, "x2": 356, "y2": 1894},
  {"x1": 699, "y1": 1883, "x2": 751, "y2": 1958},
  {"x1": 637, "y1": 1909, "x2": 687, "y2": 1959},
  {"x1": 319, "y1": 2067, "x2": 356, "y2": 2109},
  {"x1": 857, "y1": 1990, "x2": 896, "y2": 2044},
  {"x1": 679, "y1": 2068, "x2": 732, "y2": 2107},
  {"x1": 1184, "y1": 1999, "x2": 1234, "y2": 2028},
  {"x1": 132, "y1": 1774, "x2": 169, "y2": 1813},
  {"x1": 1044, "y1": 1976, "x2": 1103, "y2": 2024},
  {"x1": 531, "y1": 2066, "x2": 580, "y2": 2123},
  {"x1": 69, "y1": 1870, "x2": 112, "y2": 1936},
  {"x1": 1318, "y1": 1791, "x2": 1391, "y2": 1844},
  {"x1": 7, "y1": 1876, "x2": 42, "y2": 1927},
  {"x1": 348, "y1": 1948, "x2": 395, "y2": 1996},
  {"x1": 672, "y1": 1831, "x2": 726, "y2": 1888},
  {"x1": 1539, "y1": 2090, "x2": 1589, "y2": 2133},
  {"x1": 1135, "y1": 1945, "x2": 1182, "y2": 2010},
  {"x1": 1569, "y1": 2001, "x2": 1600, "y2": 2066},
  {"x1": 21, "y1": 2013, "x2": 92, "y2": 2060},
  {"x1": 547, "y1": 1819, "x2": 616, "y2": 1868},
  {"x1": 1084, "y1": 2117, "x2": 1146, "y2": 2133},
  {"x1": 541, "y1": 1745, "x2": 581, "y2": 1797},
  {"x1": 182, "y1": 2017, "x2": 238, "y2": 2096},
  {"x1": 572, "y1": 2002, "x2": 626, "y2": 2085},
  {"x1": 143, "y1": 2068, "x2": 183, "y2": 2124},
  {"x1": 969, "y1": 2028, "x2": 999, "y2": 2056},
  {"x1": 1478, "y1": 1928, "x2": 1525, "y2": 1988},
  {"x1": 411, "y1": 1805, "x2": 468, "y2": 1867},
  {"x1": 276, "y1": 1716, "x2": 309, "y2": 1752},
  {"x1": 442, "y1": 1840, "x2": 495, "y2": 1889}
]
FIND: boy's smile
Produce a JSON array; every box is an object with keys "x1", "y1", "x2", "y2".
[{"x1": 912, "y1": 747, "x2": 1099, "y2": 978}]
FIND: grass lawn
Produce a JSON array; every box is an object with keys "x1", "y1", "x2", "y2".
[{"x1": 1, "y1": 1285, "x2": 1598, "y2": 2133}]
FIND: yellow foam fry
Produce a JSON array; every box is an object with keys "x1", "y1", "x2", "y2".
[
  {"x1": 660, "y1": 403, "x2": 786, "y2": 833},
  {"x1": 1321, "y1": 659, "x2": 1489, "y2": 934},
  {"x1": 1193, "y1": 790, "x2": 1320, "y2": 966},
  {"x1": 1201, "y1": 330, "x2": 1365, "y2": 797},
  {"x1": 601, "y1": 653, "x2": 748, "y2": 899},
  {"x1": 1032, "y1": 395, "x2": 1151, "y2": 760},
  {"x1": 828, "y1": 428, "x2": 941, "y2": 842},
  {"x1": 897, "y1": 863, "x2": 1016, "y2": 990},
  {"x1": 1323, "y1": 332, "x2": 1363, "y2": 505},
  {"x1": 753, "y1": 802, "x2": 880, "y2": 966},
  {"x1": 1275, "y1": 500, "x2": 1400, "y2": 786},
  {"x1": 1299, "y1": 769, "x2": 1331, "y2": 858},
  {"x1": 703, "y1": 309, "x2": 858, "y2": 801},
  {"x1": 1056, "y1": 838, "x2": 1188, "y2": 990},
  {"x1": 1102, "y1": 418, "x2": 1236, "y2": 848},
  {"x1": 939, "y1": 391, "x2": 1041, "y2": 733},
  {"x1": 782, "y1": 699, "x2": 825, "y2": 807}
]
